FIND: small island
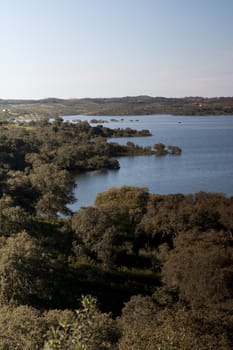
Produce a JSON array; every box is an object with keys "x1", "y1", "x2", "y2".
[{"x1": 89, "y1": 118, "x2": 109, "y2": 124}]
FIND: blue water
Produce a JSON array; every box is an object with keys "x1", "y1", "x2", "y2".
[{"x1": 62, "y1": 115, "x2": 233, "y2": 210}]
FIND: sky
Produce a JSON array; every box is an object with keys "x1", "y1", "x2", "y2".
[{"x1": 0, "y1": 0, "x2": 233, "y2": 99}]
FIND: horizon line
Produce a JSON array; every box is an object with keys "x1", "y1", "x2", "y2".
[{"x1": 1, "y1": 95, "x2": 233, "y2": 101}]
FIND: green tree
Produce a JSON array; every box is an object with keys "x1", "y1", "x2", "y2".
[
  {"x1": 6, "y1": 169, "x2": 38, "y2": 213},
  {"x1": 161, "y1": 230, "x2": 233, "y2": 309},
  {"x1": 118, "y1": 295, "x2": 233, "y2": 350},
  {"x1": 0, "y1": 195, "x2": 29, "y2": 236},
  {"x1": 44, "y1": 295, "x2": 119, "y2": 350},
  {"x1": 72, "y1": 206, "x2": 130, "y2": 268},
  {"x1": 30, "y1": 163, "x2": 75, "y2": 218},
  {"x1": 0, "y1": 231, "x2": 52, "y2": 305},
  {"x1": 0, "y1": 305, "x2": 46, "y2": 350},
  {"x1": 95, "y1": 186, "x2": 149, "y2": 218}
]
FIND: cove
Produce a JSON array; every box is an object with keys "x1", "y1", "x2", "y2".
[{"x1": 62, "y1": 115, "x2": 233, "y2": 211}]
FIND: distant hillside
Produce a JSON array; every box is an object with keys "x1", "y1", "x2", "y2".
[{"x1": 1, "y1": 96, "x2": 233, "y2": 120}]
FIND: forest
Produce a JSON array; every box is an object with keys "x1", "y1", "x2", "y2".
[{"x1": 0, "y1": 119, "x2": 232, "y2": 349}]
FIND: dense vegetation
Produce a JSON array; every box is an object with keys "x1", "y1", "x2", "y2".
[
  {"x1": 1, "y1": 95, "x2": 233, "y2": 120},
  {"x1": 0, "y1": 120, "x2": 232, "y2": 349}
]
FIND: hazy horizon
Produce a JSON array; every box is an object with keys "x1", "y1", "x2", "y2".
[
  {"x1": 1, "y1": 0, "x2": 233, "y2": 99},
  {"x1": 1, "y1": 95, "x2": 233, "y2": 101}
]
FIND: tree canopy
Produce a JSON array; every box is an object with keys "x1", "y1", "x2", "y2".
[{"x1": 0, "y1": 118, "x2": 232, "y2": 348}]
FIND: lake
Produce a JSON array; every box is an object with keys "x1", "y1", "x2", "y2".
[{"x1": 62, "y1": 115, "x2": 233, "y2": 210}]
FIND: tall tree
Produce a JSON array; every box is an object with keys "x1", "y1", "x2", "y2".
[
  {"x1": 30, "y1": 163, "x2": 75, "y2": 218},
  {"x1": 0, "y1": 231, "x2": 52, "y2": 305}
]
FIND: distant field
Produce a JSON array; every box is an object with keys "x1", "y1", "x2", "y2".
[{"x1": 1, "y1": 96, "x2": 233, "y2": 120}]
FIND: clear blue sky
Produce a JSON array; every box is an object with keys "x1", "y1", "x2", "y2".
[{"x1": 1, "y1": 0, "x2": 233, "y2": 99}]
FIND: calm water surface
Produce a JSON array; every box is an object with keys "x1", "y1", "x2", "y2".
[{"x1": 62, "y1": 115, "x2": 233, "y2": 210}]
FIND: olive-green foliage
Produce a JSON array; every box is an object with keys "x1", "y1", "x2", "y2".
[
  {"x1": 44, "y1": 295, "x2": 120, "y2": 350},
  {"x1": 0, "y1": 195, "x2": 29, "y2": 236},
  {"x1": 137, "y1": 192, "x2": 229, "y2": 249},
  {"x1": 0, "y1": 121, "x2": 162, "y2": 217},
  {"x1": 0, "y1": 305, "x2": 46, "y2": 350},
  {"x1": 118, "y1": 295, "x2": 233, "y2": 350},
  {"x1": 1, "y1": 113, "x2": 233, "y2": 348},
  {"x1": 6, "y1": 170, "x2": 38, "y2": 213},
  {"x1": 0, "y1": 120, "x2": 181, "y2": 220},
  {"x1": 0, "y1": 306, "x2": 78, "y2": 350},
  {"x1": 95, "y1": 186, "x2": 149, "y2": 217},
  {"x1": 71, "y1": 188, "x2": 233, "y2": 334},
  {"x1": 72, "y1": 187, "x2": 153, "y2": 271},
  {"x1": 162, "y1": 230, "x2": 233, "y2": 309},
  {"x1": 0, "y1": 231, "x2": 53, "y2": 306},
  {"x1": 72, "y1": 205, "x2": 133, "y2": 268},
  {"x1": 30, "y1": 162, "x2": 75, "y2": 218},
  {"x1": 0, "y1": 187, "x2": 231, "y2": 348}
]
